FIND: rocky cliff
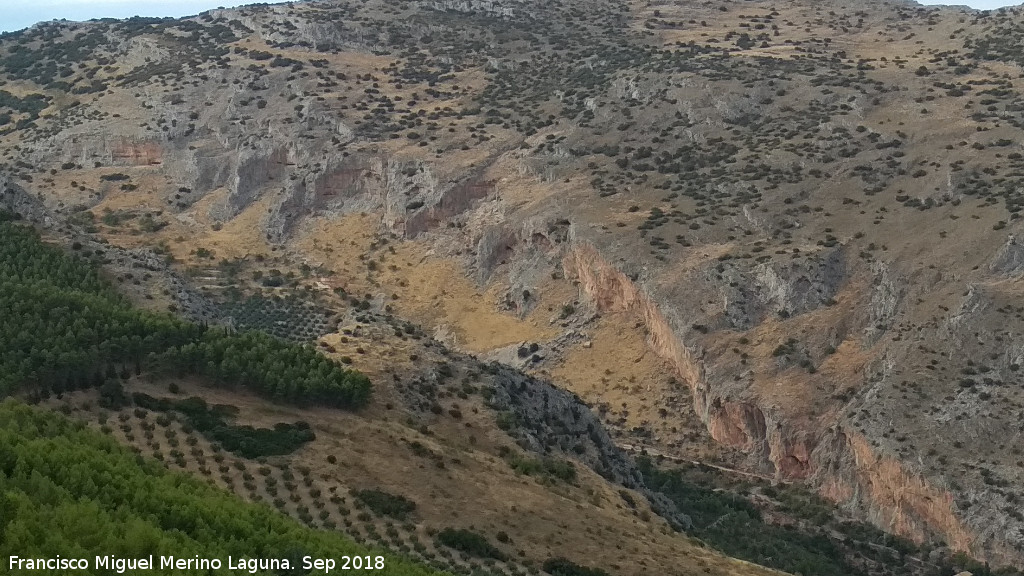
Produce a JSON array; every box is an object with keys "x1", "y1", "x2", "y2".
[{"x1": 562, "y1": 237, "x2": 977, "y2": 556}]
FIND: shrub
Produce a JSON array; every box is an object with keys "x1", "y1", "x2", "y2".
[
  {"x1": 505, "y1": 452, "x2": 576, "y2": 482},
  {"x1": 542, "y1": 558, "x2": 610, "y2": 576},
  {"x1": 435, "y1": 528, "x2": 505, "y2": 561},
  {"x1": 352, "y1": 489, "x2": 417, "y2": 520},
  {"x1": 132, "y1": 394, "x2": 314, "y2": 458}
]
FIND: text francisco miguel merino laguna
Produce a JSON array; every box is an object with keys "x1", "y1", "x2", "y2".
[{"x1": 9, "y1": 554, "x2": 384, "y2": 573}]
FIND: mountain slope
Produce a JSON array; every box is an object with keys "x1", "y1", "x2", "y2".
[
  {"x1": 3, "y1": 0, "x2": 1024, "y2": 570},
  {"x1": 0, "y1": 198, "x2": 782, "y2": 576}
]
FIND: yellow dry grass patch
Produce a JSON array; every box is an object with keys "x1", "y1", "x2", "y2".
[
  {"x1": 0, "y1": 81, "x2": 49, "y2": 97},
  {"x1": 90, "y1": 90, "x2": 149, "y2": 124},
  {"x1": 551, "y1": 310, "x2": 725, "y2": 462},
  {"x1": 88, "y1": 181, "x2": 271, "y2": 264},
  {"x1": 39, "y1": 165, "x2": 165, "y2": 210},
  {"x1": 234, "y1": 34, "x2": 395, "y2": 72},
  {"x1": 385, "y1": 256, "x2": 557, "y2": 352},
  {"x1": 184, "y1": 193, "x2": 274, "y2": 261},
  {"x1": 295, "y1": 213, "x2": 559, "y2": 353},
  {"x1": 317, "y1": 330, "x2": 419, "y2": 386}
]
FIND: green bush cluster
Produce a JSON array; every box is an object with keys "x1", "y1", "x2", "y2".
[
  {"x1": 435, "y1": 528, "x2": 506, "y2": 561},
  {"x1": 640, "y1": 458, "x2": 856, "y2": 576},
  {"x1": 154, "y1": 330, "x2": 371, "y2": 408},
  {"x1": 505, "y1": 453, "x2": 576, "y2": 482},
  {"x1": 351, "y1": 489, "x2": 417, "y2": 520},
  {"x1": 0, "y1": 90, "x2": 49, "y2": 126},
  {"x1": 638, "y1": 458, "x2": 1023, "y2": 576},
  {"x1": 542, "y1": 558, "x2": 610, "y2": 576},
  {"x1": 133, "y1": 393, "x2": 315, "y2": 458}
]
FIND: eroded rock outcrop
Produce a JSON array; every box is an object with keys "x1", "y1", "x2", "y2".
[
  {"x1": 989, "y1": 236, "x2": 1024, "y2": 277},
  {"x1": 560, "y1": 236, "x2": 982, "y2": 558},
  {"x1": 817, "y1": 429, "x2": 973, "y2": 552},
  {"x1": 484, "y1": 362, "x2": 693, "y2": 531}
]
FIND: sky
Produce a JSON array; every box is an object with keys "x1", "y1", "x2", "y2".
[
  {"x1": 919, "y1": 0, "x2": 1023, "y2": 7},
  {"x1": 0, "y1": 0, "x2": 284, "y2": 34},
  {"x1": 0, "y1": 0, "x2": 1022, "y2": 34}
]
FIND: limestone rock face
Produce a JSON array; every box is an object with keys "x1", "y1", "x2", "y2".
[
  {"x1": 0, "y1": 175, "x2": 50, "y2": 226},
  {"x1": 559, "y1": 235, "x2": 985, "y2": 553},
  {"x1": 989, "y1": 236, "x2": 1024, "y2": 277},
  {"x1": 428, "y1": 0, "x2": 517, "y2": 18},
  {"x1": 714, "y1": 247, "x2": 846, "y2": 330}
]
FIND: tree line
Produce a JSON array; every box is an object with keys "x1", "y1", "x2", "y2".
[{"x1": 0, "y1": 213, "x2": 370, "y2": 408}]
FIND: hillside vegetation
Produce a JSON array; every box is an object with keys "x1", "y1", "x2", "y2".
[
  {"x1": 0, "y1": 400, "x2": 443, "y2": 576},
  {"x1": 0, "y1": 204, "x2": 782, "y2": 576},
  {"x1": 0, "y1": 211, "x2": 370, "y2": 407},
  {"x1": 0, "y1": 215, "x2": 787, "y2": 576}
]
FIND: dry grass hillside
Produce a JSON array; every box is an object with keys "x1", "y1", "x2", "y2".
[{"x1": 40, "y1": 353, "x2": 780, "y2": 576}]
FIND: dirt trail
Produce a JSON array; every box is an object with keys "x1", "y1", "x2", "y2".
[{"x1": 618, "y1": 443, "x2": 791, "y2": 485}]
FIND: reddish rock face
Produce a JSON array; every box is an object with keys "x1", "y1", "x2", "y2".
[
  {"x1": 563, "y1": 240, "x2": 980, "y2": 560},
  {"x1": 405, "y1": 178, "x2": 495, "y2": 238},
  {"x1": 112, "y1": 139, "x2": 162, "y2": 165},
  {"x1": 836, "y1": 431, "x2": 974, "y2": 554},
  {"x1": 313, "y1": 166, "x2": 370, "y2": 198}
]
